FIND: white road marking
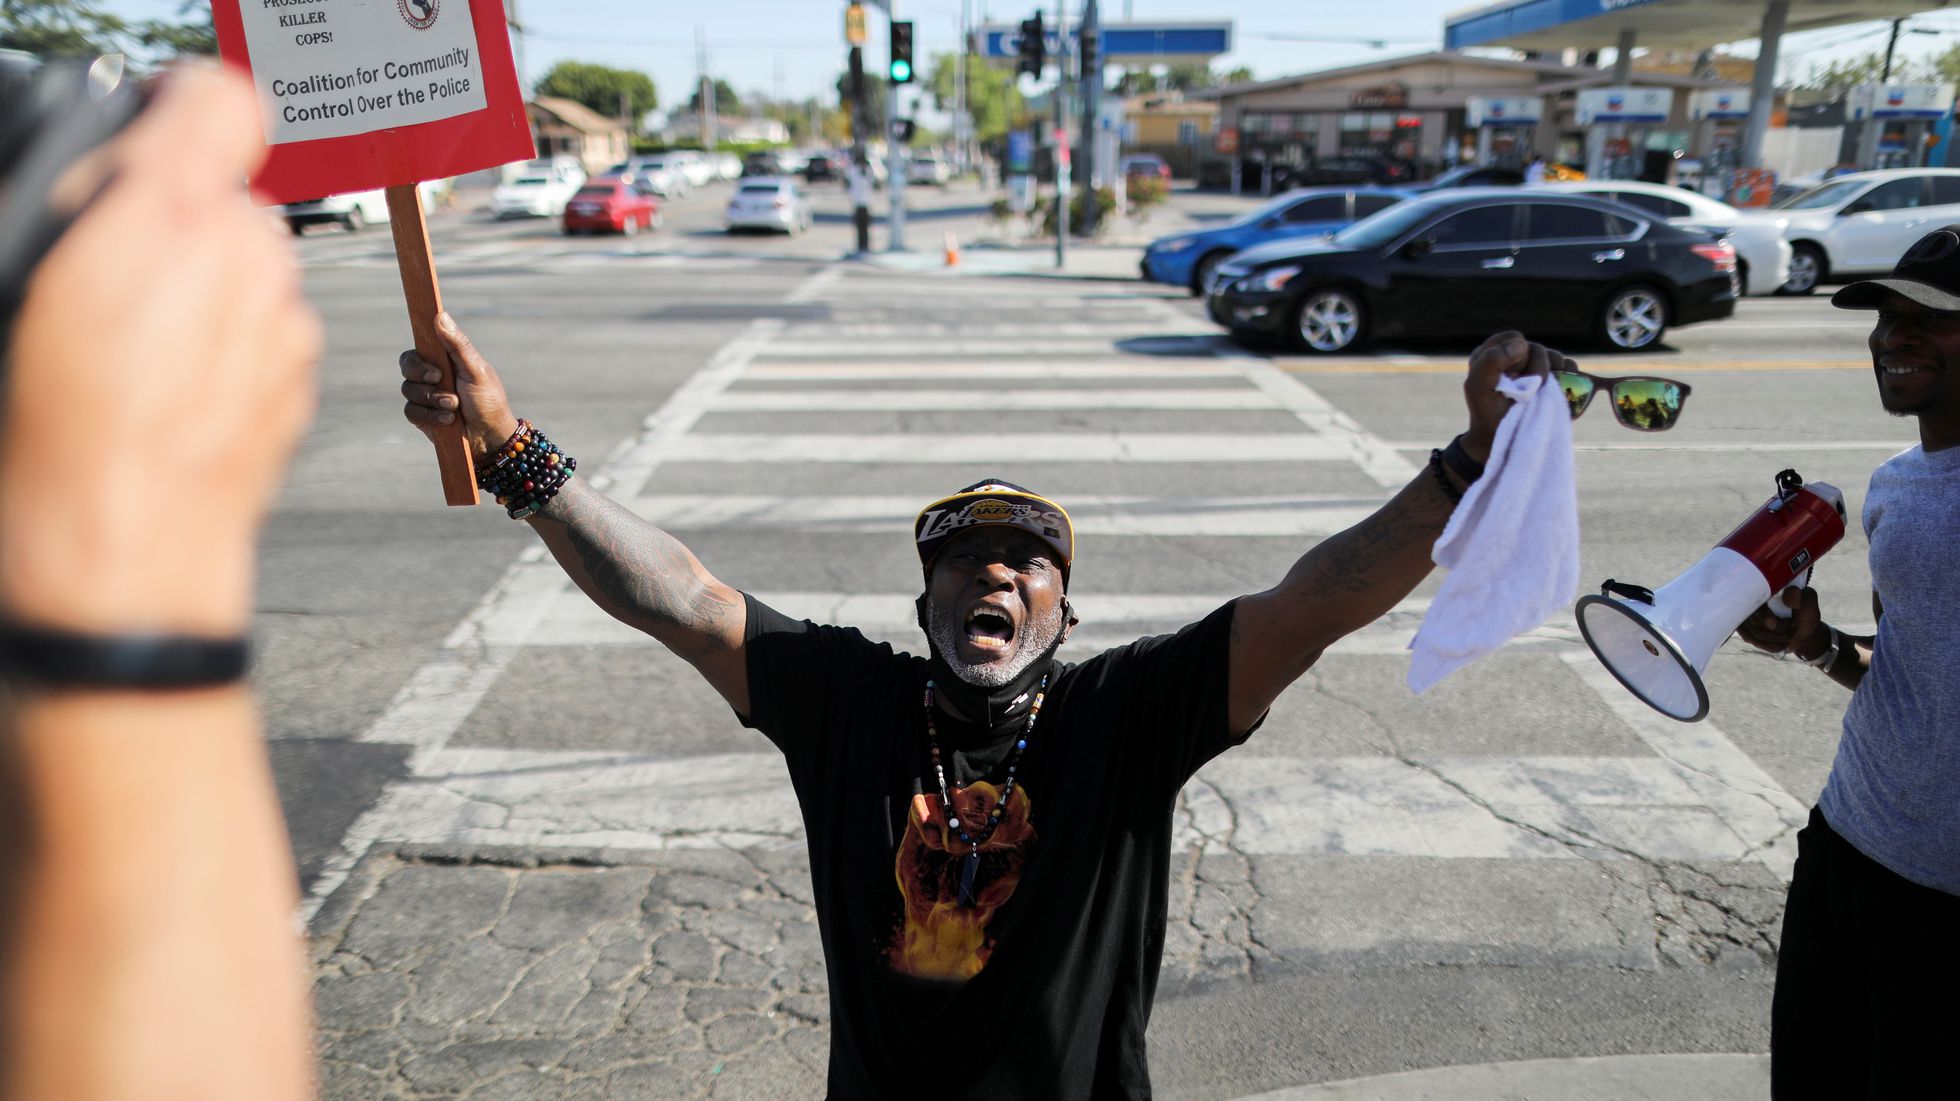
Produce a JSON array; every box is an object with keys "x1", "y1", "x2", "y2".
[
  {"x1": 743, "y1": 360, "x2": 1241, "y2": 379},
  {"x1": 627, "y1": 493, "x2": 1381, "y2": 535},
  {"x1": 666, "y1": 434, "x2": 1355, "y2": 463}
]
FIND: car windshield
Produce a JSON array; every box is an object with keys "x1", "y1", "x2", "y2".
[
  {"x1": 1331, "y1": 197, "x2": 1456, "y2": 249},
  {"x1": 739, "y1": 183, "x2": 781, "y2": 193},
  {"x1": 574, "y1": 186, "x2": 614, "y2": 198},
  {"x1": 1774, "y1": 179, "x2": 1868, "y2": 210}
]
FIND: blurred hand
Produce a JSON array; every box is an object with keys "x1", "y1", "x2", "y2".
[
  {"x1": 1461, "y1": 331, "x2": 1572, "y2": 464},
  {"x1": 399, "y1": 312, "x2": 518, "y2": 459},
  {"x1": 1735, "y1": 585, "x2": 1830, "y2": 660},
  {"x1": 0, "y1": 65, "x2": 321, "y2": 637}
]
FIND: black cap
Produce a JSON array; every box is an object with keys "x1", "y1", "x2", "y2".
[
  {"x1": 914, "y1": 479, "x2": 1073, "y2": 584},
  {"x1": 1833, "y1": 224, "x2": 1960, "y2": 312}
]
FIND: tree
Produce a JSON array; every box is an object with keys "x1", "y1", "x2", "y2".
[
  {"x1": 0, "y1": 0, "x2": 212, "y2": 61},
  {"x1": 1800, "y1": 49, "x2": 1913, "y2": 92},
  {"x1": 535, "y1": 61, "x2": 658, "y2": 130},
  {"x1": 688, "y1": 77, "x2": 743, "y2": 117},
  {"x1": 835, "y1": 68, "x2": 889, "y2": 132},
  {"x1": 924, "y1": 51, "x2": 1026, "y2": 144}
]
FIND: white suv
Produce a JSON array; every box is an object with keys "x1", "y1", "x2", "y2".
[
  {"x1": 282, "y1": 178, "x2": 448, "y2": 234},
  {"x1": 1755, "y1": 168, "x2": 1960, "y2": 294}
]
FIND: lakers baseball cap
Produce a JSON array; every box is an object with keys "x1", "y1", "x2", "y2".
[
  {"x1": 914, "y1": 479, "x2": 1074, "y2": 583},
  {"x1": 1833, "y1": 223, "x2": 1960, "y2": 313}
]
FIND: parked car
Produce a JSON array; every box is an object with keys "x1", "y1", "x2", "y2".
[
  {"x1": 715, "y1": 152, "x2": 742, "y2": 180},
  {"x1": 491, "y1": 160, "x2": 585, "y2": 218},
  {"x1": 742, "y1": 151, "x2": 790, "y2": 177},
  {"x1": 675, "y1": 150, "x2": 717, "y2": 189},
  {"x1": 726, "y1": 176, "x2": 812, "y2": 234},
  {"x1": 1279, "y1": 156, "x2": 1416, "y2": 188},
  {"x1": 1415, "y1": 164, "x2": 1527, "y2": 190},
  {"x1": 282, "y1": 178, "x2": 446, "y2": 234},
  {"x1": 1141, "y1": 186, "x2": 1410, "y2": 293},
  {"x1": 907, "y1": 151, "x2": 951, "y2": 186},
  {"x1": 1121, "y1": 153, "x2": 1172, "y2": 182},
  {"x1": 1205, "y1": 190, "x2": 1737, "y2": 354},
  {"x1": 562, "y1": 176, "x2": 660, "y2": 236},
  {"x1": 1541, "y1": 180, "x2": 1791, "y2": 295},
  {"x1": 612, "y1": 155, "x2": 689, "y2": 197},
  {"x1": 804, "y1": 151, "x2": 845, "y2": 183},
  {"x1": 1756, "y1": 167, "x2": 1960, "y2": 294}
]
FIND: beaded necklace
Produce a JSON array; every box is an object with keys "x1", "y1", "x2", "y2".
[{"x1": 923, "y1": 674, "x2": 1047, "y2": 908}]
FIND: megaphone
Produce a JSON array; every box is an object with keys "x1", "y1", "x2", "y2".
[{"x1": 1576, "y1": 469, "x2": 1847, "y2": 722}]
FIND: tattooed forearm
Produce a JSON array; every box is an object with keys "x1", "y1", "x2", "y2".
[
  {"x1": 527, "y1": 479, "x2": 741, "y2": 655},
  {"x1": 1293, "y1": 481, "x2": 1451, "y2": 600}
]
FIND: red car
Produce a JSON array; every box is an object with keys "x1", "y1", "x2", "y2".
[{"x1": 562, "y1": 176, "x2": 660, "y2": 235}]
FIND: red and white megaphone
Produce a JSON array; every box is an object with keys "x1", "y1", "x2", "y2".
[{"x1": 1576, "y1": 469, "x2": 1847, "y2": 722}]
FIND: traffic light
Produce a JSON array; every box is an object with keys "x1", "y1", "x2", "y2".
[
  {"x1": 889, "y1": 21, "x2": 915, "y2": 84},
  {"x1": 1017, "y1": 14, "x2": 1045, "y2": 77},
  {"x1": 894, "y1": 118, "x2": 916, "y2": 144}
]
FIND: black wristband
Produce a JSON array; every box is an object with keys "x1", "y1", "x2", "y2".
[
  {"x1": 0, "y1": 623, "x2": 249, "y2": 690},
  {"x1": 1440, "y1": 435, "x2": 1485, "y2": 483},
  {"x1": 1428, "y1": 450, "x2": 1463, "y2": 504}
]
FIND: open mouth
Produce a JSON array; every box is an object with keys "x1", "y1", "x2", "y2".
[{"x1": 963, "y1": 607, "x2": 1017, "y2": 655}]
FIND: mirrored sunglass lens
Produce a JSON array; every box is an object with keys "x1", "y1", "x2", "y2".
[
  {"x1": 1555, "y1": 371, "x2": 1594, "y2": 419},
  {"x1": 1609, "y1": 379, "x2": 1685, "y2": 430}
]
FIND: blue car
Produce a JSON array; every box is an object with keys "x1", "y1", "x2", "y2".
[{"x1": 1141, "y1": 186, "x2": 1410, "y2": 294}]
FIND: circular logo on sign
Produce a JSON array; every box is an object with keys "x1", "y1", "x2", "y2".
[{"x1": 398, "y1": 0, "x2": 438, "y2": 30}]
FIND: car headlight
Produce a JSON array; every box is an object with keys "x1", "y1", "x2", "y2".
[
  {"x1": 1238, "y1": 265, "x2": 1302, "y2": 293},
  {"x1": 1154, "y1": 237, "x2": 1197, "y2": 254}
]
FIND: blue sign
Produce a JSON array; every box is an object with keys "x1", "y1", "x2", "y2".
[
  {"x1": 977, "y1": 22, "x2": 1231, "y2": 63},
  {"x1": 1446, "y1": 0, "x2": 1665, "y2": 51},
  {"x1": 1007, "y1": 130, "x2": 1033, "y2": 174}
]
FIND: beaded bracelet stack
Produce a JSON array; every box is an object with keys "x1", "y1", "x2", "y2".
[{"x1": 477, "y1": 419, "x2": 577, "y2": 519}]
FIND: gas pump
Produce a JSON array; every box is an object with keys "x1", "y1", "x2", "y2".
[
  {"x1": 1688, "y1": 89, "x2": 1751, "y2": 200},
  {"x1": 1850, "y1": 83, "x2": 1956, "y2": 170},
  {"x1": 1465, "y1": 96, "x2": 1543, "y2": 169},
  {"x1": 1578, "y1": 87, "x2": 1674, "y2": 181}
]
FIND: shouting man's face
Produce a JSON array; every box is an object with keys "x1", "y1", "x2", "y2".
[{"x1": 924, "y1": 527, "x2": 1070, "y2": 687}]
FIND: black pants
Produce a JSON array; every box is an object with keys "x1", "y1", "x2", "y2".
[{"x1": 1772, "y1": 806, "x2": 1960, "y2": 1099}]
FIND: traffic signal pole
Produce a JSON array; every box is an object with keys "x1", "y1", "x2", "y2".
[
  {"x1": 887, "y1": 16, "x2": 912, "y2": 252},
  {"x1": 848, "y1": 44, "x2": 871, "y2": 254},
  {"x1": 1053, "y1": 0, "x2": 1069, "y2": 269}
]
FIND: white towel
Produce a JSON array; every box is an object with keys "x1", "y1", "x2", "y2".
[{"x1": 1407, "y1": 371, "x2": 1578, "y2": 694}]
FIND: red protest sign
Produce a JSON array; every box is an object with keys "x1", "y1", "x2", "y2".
[
  {"x1": 214, "y1": 0, "x2": 535, "y2": 506},
  {"x1": 213, "y1": 0, "x2": 533, "y2": 203}
]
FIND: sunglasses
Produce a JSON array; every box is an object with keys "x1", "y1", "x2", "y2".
[{"x1": 1555, "y1": 370, "x2": 1692, "y2": 432}]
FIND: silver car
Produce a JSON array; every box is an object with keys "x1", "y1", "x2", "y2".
[{"x1": 726, "y1": 177, "x2": 812, "y2": 234}]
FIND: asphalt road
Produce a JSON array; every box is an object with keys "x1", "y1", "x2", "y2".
[{"x1": 271, "y1": 190, "x2": 1899, "y2": 1098}]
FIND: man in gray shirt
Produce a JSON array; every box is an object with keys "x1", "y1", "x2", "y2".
[{"x1": 1737, "y1": 224, "x2": 1960, "y2": 1098}]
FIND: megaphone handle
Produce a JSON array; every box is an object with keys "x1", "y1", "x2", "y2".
[{"x1": 1767, "y1": 567, "x2": 1812, "y2": 618}]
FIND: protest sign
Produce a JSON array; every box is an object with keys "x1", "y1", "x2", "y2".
[{"x1": 215, "y1": 0, "x2": 535, "y2": 504}]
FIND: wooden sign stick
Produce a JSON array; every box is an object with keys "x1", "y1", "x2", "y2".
[{"x1": 386, "y1": 184, "x2": 478, "y2": 506}]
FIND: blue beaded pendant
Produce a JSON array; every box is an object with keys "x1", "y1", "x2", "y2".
[{"x1": 957, "y1": 849, "x2": 981, "y2": 908}]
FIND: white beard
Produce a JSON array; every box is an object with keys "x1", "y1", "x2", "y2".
[{"x1": 925, "y1": 600, "x2": 1066, "y2": 687}]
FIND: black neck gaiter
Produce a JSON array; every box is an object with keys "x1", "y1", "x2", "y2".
[{"x1": 918, "y1": 592, "x2": 1067, "y2": 742}]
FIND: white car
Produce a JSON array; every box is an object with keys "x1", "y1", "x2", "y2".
[
  {"x1": 676, "y1": 150, "x2": 717, "y2": 189},
  {"x1": 726, "y1": 177, "x2": 812, "y2": 234},
  {"x1": 491, "y1": 160, "x2": 585, "y2": 218},
  {"x1": 282, "y1": 178, "x2": 447, "y2": 234},
  {"x1": 613, "y1": 156, "x2": 689, "y2": 198},
  {"x1": 1749, "y1": 167, "x2": 1960, "y2": 294},
  {"x1": 906, "y1": 153, "x2": 951, "y2": 186},
  {"x1": 715, "y1": 152, "x2": 742, "y2": 181},
  {"x1": 1540, "y1": 180, "x2": 1792, "y2": 296}
]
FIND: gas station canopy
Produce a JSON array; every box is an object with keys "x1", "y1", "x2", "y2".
[{"x1": 1447, "y1": 0, "x2": 1948, "y2": 52}]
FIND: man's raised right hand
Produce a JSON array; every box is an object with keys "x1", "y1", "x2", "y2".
[{"x1": 399, "y1": 312, "x2": 519, "y2": 458}]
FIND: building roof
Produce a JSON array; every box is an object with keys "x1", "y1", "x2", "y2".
[
  {"x1": 1199, "y1": 49, "x2": 1593, "y2": 100},
  {"x1": 529, "y1": 96, "x2": 623, "y2": 134}
]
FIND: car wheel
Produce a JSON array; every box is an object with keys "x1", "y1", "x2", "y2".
[
  {"x1": 344, "y1": 206, "x2": 365, "y2": 232},
  {"x1": 288, "y1": 221, "x2": 305, "y2": 237},
  {"x1": 1291, "y1": 287, "x2": 1366, "y2": 354},
  {"x1": 620, "y1": 216, "x2": 637, "y2": 237},
  {"x1": 1778, "y1": 243, "x2": 1824, "y2": 295},
  {"x1": 1599, "y1": 284, "x2": 1668, "y2": 351},
  {"x1": 1190, "y1": 250, "x2": 1231, "y2": 297},
  {"x1": 1734, "y1": 258, "x2": 1750, "y2": 297}
]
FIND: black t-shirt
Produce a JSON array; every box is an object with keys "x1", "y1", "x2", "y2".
[{"x1": 740, "y1": 594, "x2": 1253, "y2": 1100}]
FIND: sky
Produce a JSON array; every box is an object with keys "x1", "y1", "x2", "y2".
[{"x1": 98, "y1": 0, "x2": 1960, "y2": 118}]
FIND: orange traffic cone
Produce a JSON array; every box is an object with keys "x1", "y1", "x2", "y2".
[{"x1": 944, "y1": 230, "x2": 961, "y2": 267}]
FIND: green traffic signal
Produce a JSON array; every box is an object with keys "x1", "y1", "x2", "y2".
[
  {"x1": 890, "y1": 59, "x2": 912, "y2": 82},
  {"x1": 889, "y1": 20, "x2": 915, "y2": 84}
]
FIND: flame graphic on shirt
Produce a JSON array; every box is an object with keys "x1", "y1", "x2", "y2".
[{"x1": 888, "y1": 783, "x2": 1035, "y2": 980}]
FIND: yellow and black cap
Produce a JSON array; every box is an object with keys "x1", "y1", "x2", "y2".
[{"x1": 914, "y1": 479, "x2": 1074, "y2": 583}]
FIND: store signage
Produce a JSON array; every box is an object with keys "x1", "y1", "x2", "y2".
[
  {"x1": 1215, "y1": 126, "x2": 1240, "y2": 154},
  {"x1": 1576, "y1": 86, "x2": 1673, "y2": 125},
  {"x1": 1466, "y1": 96, "x2": 1542, "y2": 127},
  {"x1": 1848, "y1": 83, "x2": 1955, "y2": 121},
  {"x1": 1350, "y1": 83, "x2": 1407, "y2": 109},
  {"x1": 1689, "y1": 89, "x2": 1752, "y2": 121}
]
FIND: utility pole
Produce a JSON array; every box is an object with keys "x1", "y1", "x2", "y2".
[
  {"x1": 1078, "y1": 0, "x2": 1101, "y2": 236},
  {"x1": 505, "y1": 0, "x2": 526, "y2": 94},
  {"x1": 696, "y1": 27, "x2": 716, "y2": 152},
  {"x1": 1882, "y1": 18, "x2": 1904, "y2": 81},
  {"x1": 1053, "y1": 0, "x2": 1070, "y2": 268}
]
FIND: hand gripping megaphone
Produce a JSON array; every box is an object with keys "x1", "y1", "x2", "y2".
[{"x1": 1576, "y1": 469, "x2": 1847, "y2": 722}]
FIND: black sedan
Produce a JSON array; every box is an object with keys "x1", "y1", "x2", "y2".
[{"x1": 1205, "y1": 190, "x2": 1738, "y2": 354}]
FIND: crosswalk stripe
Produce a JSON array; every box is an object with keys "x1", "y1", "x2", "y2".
[
  {"x1": 742, "y1": 361, "x2": 1242, "y2": 379},
  {"x1": 627, "y1": 493, "x2": 1381, "y2": 535},
  {"x1": 775, "y1": 322, "x2": 1193, "y2": 337},
  {"x1": 707, "y1": 389, "x2": 1274, "y2": 410},
  {"x1": 666, "y1": 433, "x2": 1348, "y2": 463},
  {"x1": 759, "y1": 339, "x2": 1190, "y2": 357}
]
